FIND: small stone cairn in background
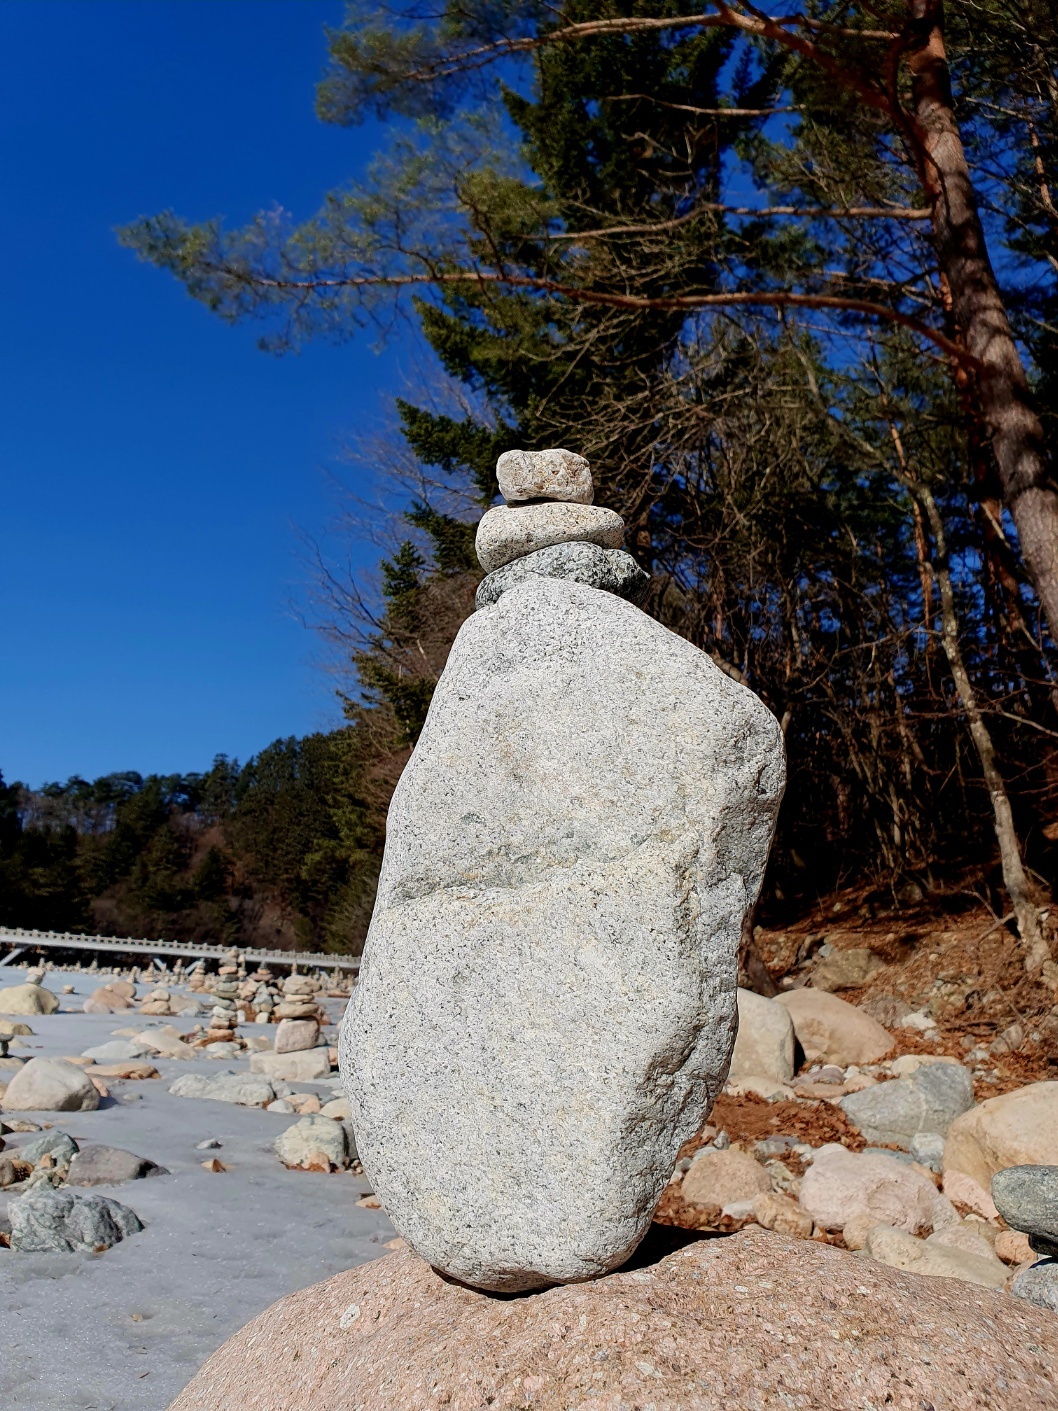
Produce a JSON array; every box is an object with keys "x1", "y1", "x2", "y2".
[
  {"x1": 274, "y1": 971, "x2": 323, "y2": 1053},
  {"x1": 203, "y1": 949, "x2": 243, "y2": 1045},
  {"x1": 474, "y1": 449, "x2": 650, "y2": 608}
]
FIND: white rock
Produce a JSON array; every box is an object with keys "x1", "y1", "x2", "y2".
[
  {"x1": 341, "y1": 576, "x2": 784, "y2": 1292},
  {"x1": 2, "y1": 1057, "x2": 100, "y2": 1112},
  {"x1": 725, "y1": 1075, "x2": 794, "y2": 1101},
  {"x1": 729, "y1": 988, "x2": 795, "y2": 1084},
  {"x1": 475, "y1": 503, "x2": 624, "y2": 573},
  {"x1": 169, "y1": 1072, "x2": 276, "y2": 1107},
  {"x1": 496, "y1": 448, "x2": 593, "y2": 504},
  {"x1": 942, "y1": 1081, "x2": 1058, "y2": 1189},
  {"x1": 798, "y1": 1143, "x2": 947, "y2": 1235},
  {"x1": 774, "y1": 990, "x2": 894, "y2": 1066},
  {"x1": 275, "y1": 1114, "x2": 349, "y2": 1171},
  {"x1": 80, "y1": 1039, "x2": 153, "y2": 1063},
  {"x1": 249, "y1": 1049, "x2": 331, "y2": 1082}
]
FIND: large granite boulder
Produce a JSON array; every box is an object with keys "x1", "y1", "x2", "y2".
[
  {"x1": 167, "y1": 1230, "x2": 1058, "y2": 1411},
  {"x1": 341, "y1": 576, "x2": 784, "y2": 1291}
]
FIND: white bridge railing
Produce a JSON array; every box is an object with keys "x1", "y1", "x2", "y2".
[{"x1": 0, "y1": 926, "x2": 360, "y2": 974}]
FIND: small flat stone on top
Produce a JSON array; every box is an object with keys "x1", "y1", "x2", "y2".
[{"x1": 497, "y1": 448, "x2": 592, "y2": 504}]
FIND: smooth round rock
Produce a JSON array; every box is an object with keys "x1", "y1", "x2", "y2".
[
  {"x1": 475, "y1": 502, "x2": 624, "y2": 572},
  {"x1": 496, "y1": 448, "x2": 593, "y2": 504},
  {"x1": 475, "y1": 541, "x2": 649, "y2": 609}
]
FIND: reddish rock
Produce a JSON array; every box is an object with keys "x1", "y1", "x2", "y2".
[{"x1": 168, "y1": 1228, "x2": 1058, "y2": 1411}]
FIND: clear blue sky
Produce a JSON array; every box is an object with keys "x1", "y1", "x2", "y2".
[{"x1": 1, "y1": 0, "x2": 407, "y2": 788}]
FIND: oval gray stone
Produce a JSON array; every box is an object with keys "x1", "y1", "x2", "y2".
[
  {"x1": 1011, "y1": 1258, "x2": 1058, "y2": 1313},
  {"x1": 992, "y1": 1164, "x2": 1058, "y2": 1243},
  {"x1": 475, "y1": 542, "x2": 650, "y2": 610},
  {"x1": 341, "y1": 576, "x2": 785, "y2": 1292}
]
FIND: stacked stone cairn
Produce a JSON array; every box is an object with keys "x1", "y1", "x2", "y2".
[
  {"x1": 993, "y1": 1165, "x2": 1058, "y2": 1312},
  {"x1": 204, "y1": 950, "x2": 242, "y2": 1045},
  {"x1": 474, "y1": 449, "x2": 650, "y2": 609},
  {"x1": 274, "y1": 971, "x2": 323, "y2": 1054},
  {"x1": 341, "y1": 447, "x2": 785, "y2": 1292}
]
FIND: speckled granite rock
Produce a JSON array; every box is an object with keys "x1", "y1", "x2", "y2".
[
  {"x1": 475, "y1": 501, "x2": 624, "y2": 572},
  {"x1": 167, "y1": 1229, "x2": 1058, "y2": 1411},
  {"x1": 993, "y1": 1164, "x2": 1058, "y2": 1255},
  {"x1": 475, "y1": 541, "x2": 649, "y2": 609},
  {"x1": 341, "y1": 576, "x2": 784, "y2": 1291}
]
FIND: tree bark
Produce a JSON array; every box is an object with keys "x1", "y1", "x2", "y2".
[{"x1": 904, "y1": 1, "x2": 1058, "y2": 648}]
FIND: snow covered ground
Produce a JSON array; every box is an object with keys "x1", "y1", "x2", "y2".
[{"x1": 0, "y1": 966, "x2": 393, "y2": 1411}]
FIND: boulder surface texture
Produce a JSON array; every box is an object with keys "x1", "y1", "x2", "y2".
[
  {"x1": 341, "y1": 576, "x2": 784, "y2": 1292},
  {"x1": 168, "y1": 1229, "x2": 1058, "y2": 1411},
  {"x1": 475, "y1": 541, "x2": 649, "y2": 610}
]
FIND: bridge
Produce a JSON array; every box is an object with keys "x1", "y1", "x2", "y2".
[{"x1": 0, "y1": 926, "x2": 360, "y2": 975}]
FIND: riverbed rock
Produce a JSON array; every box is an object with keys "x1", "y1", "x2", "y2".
[
  {"x1": 19, "y1": 1128, "x2": 79, "y2": 1167},
  {"x1": 273, "y1": 1018, "x2": 320, "y2": 1054},
  {"x1": 250, "y1": 1048, "x2": 331, "y2": 1082},
  {"x1": 0, "y1": 983, "x2": 59, "y2": 1016},
  {"x1": 475, "y1": 542, "x2": 649, "y2": 610},
  {"x1": 169, "y1": 1072, "x2": 277, "y2": 1107},
  {"x1": 66, "y1": 1144, "x2": 168, "y2": 1186},
  {"x1": 495, "y1": 447, "x2": 593, "y2": 504},
  {"x1": 81, "y1": 1039, "x2": 154, "y2": 1062},
  {"x1": 475, "y1": 502, "x2": 625, "y2": 572},
  {"x1": 342, "y1": 575, "x2": 784, "y2": 1292},
  {"x1": 729, "y1": 987, "x2": 795, "y2": 1084},
  {"x1": 1012, "y1": 1259, "x2": 1058, "y2": 1313},
  {"x1": 810, "y1": 947, "x2": 885, "y2": 992},
  {"x1": 798, "y1": 1142, "x2": 951, "y2": 1235},
  {"x1": 863, "y1": 1223, "x2": 1008, "y2": 1287},
  {"x1": 83, "y1": 985, "x2": 133, "y2": 1014},
  {"x1": 8, "y1": 1184, "x2": 143, "y2": 1253},
  {"x1": 943, "y1": 1081, "x2": 1058, "y2": 1189},
  {"x1": 167, "y1": 1228, "x2": 1058, "y2": 1411},
  {"x1": 680, "y1": 1148, "x2": 771, "y2": 1213},
  {"x1": 992, "y1": 1164, "x2": 1058, "y2": 1251},
  {"x1": 275, "y1": 1115, "x2": 350, "y2": 1172},
  {"x1": 839, "y1": 1061, "x2": 974, "y2": 1148},
  {"x1": 774, "y1": 989, "x2": 894, "y2": 1066},
  {"x1": 1, "y1": 1057, "x2": 100, "y2": 1111}
]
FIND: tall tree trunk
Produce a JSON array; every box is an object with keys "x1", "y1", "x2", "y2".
[{"x1": 904, "y1": 1, "x2": 1058, "y2": 648}]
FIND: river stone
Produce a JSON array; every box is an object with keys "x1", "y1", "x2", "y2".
[
  {"x1": 66, "y1": 1144, "x2": 168, "y2": 1185},
  {"x1": 475, "y1": 542, "x2": 649, "y2": 610},
  {"x1": 19, "y1": 1129, "x2": 79, "y2": 1167},
  {"x1": 341, "y1": 575, "x2": 785, "y2": 1292},
  {"x1": 839, "y1": 1061, "x2": 974, "y2": 1148},
  {"x1": 9, "y1": 1185, "x2": 143, "y2": 1253},
  {"x1": 169, "y1": 1072, "x2": 277, "y2": 1107},
  {"x1": 993, "y1": 1165, "x2": 1058, "y2": 1246},
  {"x1": 275, "y1": 1114, "x2": 350, "y2": 1171},
  {"x1": 729, "y1": 987, "x2": 795, "y2": 1084},
  {"x1": 475, "y1": 502, "x2": 624, "y2": 572},
  {"x1": 0, "y1": 983, "x2": 59, "y2": 1016},
  {"x1": 1011, "y1": 1258, "x2": 1058, "y2": 1313},
  {"x1": 496, "y1": 448, "x2": 593, "y2": 504},
  {"x1": 2, "y1": 1056, "x2": 100, "y2": 1111}
]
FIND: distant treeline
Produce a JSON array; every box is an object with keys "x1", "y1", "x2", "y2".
[{"x1": 0, "y1": 734, "x2": 383, "y2": 953}]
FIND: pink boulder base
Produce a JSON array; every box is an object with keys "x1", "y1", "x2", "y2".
[{"x1": 168, "y1": 1228, "x2": 1058, "y2": 1410}]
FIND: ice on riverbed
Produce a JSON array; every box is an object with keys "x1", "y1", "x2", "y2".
[{"x1": 0, "y1": 967, "x2": 387, "y2": 1411}]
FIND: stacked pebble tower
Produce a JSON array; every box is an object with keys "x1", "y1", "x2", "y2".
[
  {"x1": 204, "y1": 948, "x2": 242, "y2": 1044},
  {"x1": 272, "y1": 970, "x2": 324, "y2": 1053},
  {"x1": 474, "y1": 449, "x2": 650, "y2": 609}
]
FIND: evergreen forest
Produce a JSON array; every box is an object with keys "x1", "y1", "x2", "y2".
[{"x1": 6, "y1": 1, "x2": 1058, "y2": 971}]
